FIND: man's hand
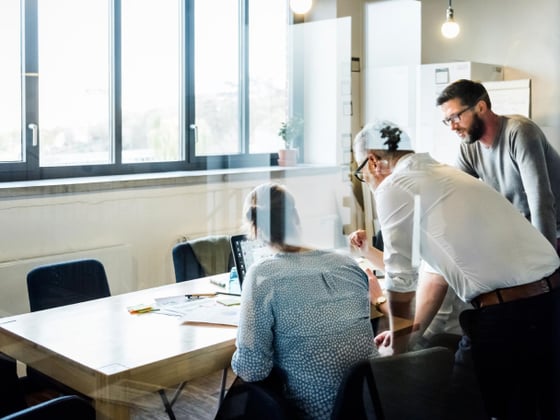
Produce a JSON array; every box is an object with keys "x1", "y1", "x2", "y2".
[
  {"x1": 349, "y1": 229, "x2": 369, "y2": 253},
  {"x1": 374, "y1": 329, "x2": 392, "y2": 347},
  {"x1": 374, "y1": 330, "x2": 394, "y2": 356},
  {"x1": 349, "y1": 230, "x2": 385, "y2": 270}
]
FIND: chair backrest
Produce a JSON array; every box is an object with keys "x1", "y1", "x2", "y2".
[
  {"x1": 331, "y1": 359, "x2": 384, "y2": 420},
  {"x1": 1, "y1": 395, "x2": 95, "y2": 420},
  {"x1": 371, "y1": 346, "x2": 454, "y2": 420},
  {"x1": 0, "y1": 355, "x2": 28, "y2": 417},
  {"x1": 172, "y1": 235, "x2": 234, "y2": 282},
  {"x1": 26, "y1": 259, "x2": 111, "y2": 311},
  {"x1": 331, "y1": 346, "x2": 454, "y2": 420},
  {"x1": 214, "y1": 381, "x2": 291, "y2": 420},
  {"x1": 172, "y1": 242, "x2": 205, "y2": 282}
]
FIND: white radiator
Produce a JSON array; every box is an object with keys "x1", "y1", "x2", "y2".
[{"x1": 0, "y1": 244, "x2": 133, "y2": 317}]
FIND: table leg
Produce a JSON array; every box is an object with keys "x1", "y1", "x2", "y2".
[{"x1": 94, "y1": 398, "x2": 131, "y2": 420}]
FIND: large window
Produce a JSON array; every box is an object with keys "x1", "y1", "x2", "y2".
[
  {"x1": 0, "y1": 0, "x2": 22, "y2": 164},
  {"x1": 0, "y1": 0, "x2": 289, "y2": 181}
]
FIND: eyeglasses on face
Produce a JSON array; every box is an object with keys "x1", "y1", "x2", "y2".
[
  {"x1": 353, "y1": 156, "x2": 389, "y2": 183},
  {"x1": 442, "y1": 104, "x2": 474, "y2": 126},
  {"x1": 353, "y1": 158, "x2": 368, "y2": 182}
]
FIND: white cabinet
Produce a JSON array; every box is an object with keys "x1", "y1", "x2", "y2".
[{"x1": 415, "y1": 62, "x2": 503, "y2": 164}]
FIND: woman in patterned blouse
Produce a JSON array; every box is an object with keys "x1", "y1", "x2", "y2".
[{"x1": 231, "y1": 183, "x2": 379, "y2": 419}]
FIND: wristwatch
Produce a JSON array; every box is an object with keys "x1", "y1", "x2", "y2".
[{"x1": 374, "y1": 295, "x2": 387, "y2": 312}]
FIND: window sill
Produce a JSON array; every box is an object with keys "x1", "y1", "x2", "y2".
[{"x1": 0, "y1": 164, "x2": 341, "y2": 198}]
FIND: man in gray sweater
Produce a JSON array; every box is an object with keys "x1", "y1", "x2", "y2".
[{"x1": 437, "y1": 79, "x2": 560, "y2": 254}]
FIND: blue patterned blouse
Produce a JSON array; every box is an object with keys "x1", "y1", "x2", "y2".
[{"x1": 231, "y1": 249, "x2": 378, "y2": 419}]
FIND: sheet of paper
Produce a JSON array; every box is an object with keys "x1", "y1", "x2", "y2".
[
  {"x1": 216, "y1": 296, "x2": 241, "y2": 306},
  {"x1": 153, "y1": 295, "x2": 213, "y2": 316},
  {"x1": 177, "y1": 297, "x2": 240, "y2": 327},
  {"x1": 152, "y1": 295, "x2": 240, "y2": 326}
]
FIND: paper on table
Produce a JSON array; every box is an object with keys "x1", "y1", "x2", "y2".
[
  {"x1": 216, "y1": 296, "x2": 241, "y2": 306},
  {"x1": 178, "y1": 296, "x2": 240, "y2": 327},
  {"x1": 153, "y1": 295, "x2": 214, "y2": 317},
  {"x1": 355, "y1": 257, "x2": 385, "y2": 281}
]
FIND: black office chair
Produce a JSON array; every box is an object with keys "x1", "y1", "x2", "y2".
[
  {"x1": 331, "y1": 347, "x2": 455, "y2": 420},
  {"x1": 172, "y1": 235, "x2": 234, "y2": 282},
  {"x1": 24, "y1": 258, "x2": 112, "y2": 394},
  {"x1": 1, "y1": 395, "x2": 95, "y2": 420},
  {"x1": 214, "y1": 379, "x2": 296, "y2": 420},
  {"x1": 0, "y1": 354, "x2": 28, "y2": 417},
  {"x1": 26, "y1": 258, "x2": 111, "y2": 312},
  {"x1": 0, "y1": 354, "x2": 93, "y2": 420},
  {"x1": 171, "y1": 235, "x2": 234, "y2": 407},
  {"x1": 330, "y1": 360, "x2": 382, "y2": 420}
]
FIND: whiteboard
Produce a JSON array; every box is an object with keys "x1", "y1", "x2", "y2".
[{"x1": 483, "y1": 79, "x2": 531, "y2": 118}]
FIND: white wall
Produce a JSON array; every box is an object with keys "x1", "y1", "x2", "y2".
[{"x1": 420, "y1": 0, "x2": 560, "y2": 152}]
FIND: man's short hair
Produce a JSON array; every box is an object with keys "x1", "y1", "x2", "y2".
[{"x1": 436, "y1": 79, "x2": 491, "y2": 109}]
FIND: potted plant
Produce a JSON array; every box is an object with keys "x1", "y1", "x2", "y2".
[{"x1": 277, "y1": 116, "x2": 303, "y2": 166}]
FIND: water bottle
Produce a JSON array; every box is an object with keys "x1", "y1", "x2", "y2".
[{"x1": 228, "y1": 267, "x2": 241, "y2": 294}]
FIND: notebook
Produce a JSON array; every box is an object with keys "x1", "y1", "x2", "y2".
[{"x1": 230, "y1": 234, "x2": 276, "y2": 289}]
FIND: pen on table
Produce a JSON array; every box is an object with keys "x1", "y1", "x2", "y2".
[
  {"x1": 185, "y1": 293, "x2": 217, "y2": 299},
  {"x1": 215, "y1": 291, "x2": 241, "y2": 297},
  {"x1": 131, "y1": 308, "x2": 160, "y2": 314}
]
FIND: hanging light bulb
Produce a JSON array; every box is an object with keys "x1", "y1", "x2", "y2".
[
  {"x1": 290, "y1": 0, "x2": 312, "y2": 15},
  {"x1": 441, "y1": 0, "x2": 460, "y2": 39}
]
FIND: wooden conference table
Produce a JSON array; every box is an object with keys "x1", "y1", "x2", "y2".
[
  {"x1": 0, "y1": 274, "x2": 237, "y2": 419},
  {"x1": 0, "y1": 272, "x2": 413, "y2": 419}
]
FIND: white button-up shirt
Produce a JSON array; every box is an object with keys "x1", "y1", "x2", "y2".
[{"x1": 375, "y1": 153, "x2": 560, "y2": 302}]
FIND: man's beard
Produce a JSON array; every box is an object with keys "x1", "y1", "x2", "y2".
[{"x1": 462, "y1": 114, "x2": 485, "y2": 144}]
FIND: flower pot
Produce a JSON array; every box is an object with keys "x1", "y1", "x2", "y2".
[{"x1": 278, "y1": 148, "x2": 298, "y2": 166}]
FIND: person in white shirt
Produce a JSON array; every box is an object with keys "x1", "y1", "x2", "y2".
[
  {"x1": 353, "y1": 120, "x2": 560, "y2": 419},
  {"x1": 349, "y1": 122, "x2": 469, "y2": 351}
]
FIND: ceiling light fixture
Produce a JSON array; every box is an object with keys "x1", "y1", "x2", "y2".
[
  {"x1": 290, "y1": 0, "x2": 312, "y2": 15},
  {"x1": 441, "y1": 0, "x2": 460, "y2": 39}
]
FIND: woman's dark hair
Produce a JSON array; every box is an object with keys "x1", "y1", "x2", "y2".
[
  {"x1": 436, "y1": 79, "x2": 492, "y2": 109},
  {"x1": 243, "y1": 183, "x2": 299, "y2": 247}
]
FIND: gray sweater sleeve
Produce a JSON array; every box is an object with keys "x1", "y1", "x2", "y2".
[
  {"x1": 506, "y1": 120, "x2": 557, "y2": 246},
  {"x1": 456, "y1": 116, "x2": 558, "y2": 247}
]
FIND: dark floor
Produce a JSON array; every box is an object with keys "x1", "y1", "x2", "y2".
[{"x1": 25, "y1": 368, "x2": 236, "y2": 420}]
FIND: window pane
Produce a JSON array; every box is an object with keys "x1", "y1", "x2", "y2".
[
  {"x1": 194, "y1": 0, "x2": 239, "y2": 156},
  {"x1": 121, "y1": 0, "x2": 181, "y2": 163},
  {"x1": 38, "y1": 0, "x2": 110, "y2": 166},
  {"x1": 0, "y1": 0, "x2": 22, "y2": 162},
  {"x1": 248, "y1": 0, "x2": 289, "y2": 153}
]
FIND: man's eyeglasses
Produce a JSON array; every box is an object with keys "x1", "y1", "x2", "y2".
[
  {"x1": 442, "y1": 104, "x2": 474, "y2": 126},
  {"x1": 353, "y1": 158, "x2": 369, "y2": 182},
  {"x1": 353, "y1": 157, "x2": 389, "y2": 183}
]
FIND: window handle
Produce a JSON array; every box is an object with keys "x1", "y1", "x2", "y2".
[
  {"x1": 190, "y1": 123, "x2": 198, "y2": 143},
  {"x1": 28, "y1": 123, "x2": 38, "y2": 146}
]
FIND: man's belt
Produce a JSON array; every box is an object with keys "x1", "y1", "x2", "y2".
[{"x1": 472, "y1": 268, "x2": 560, "y2": 309}]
